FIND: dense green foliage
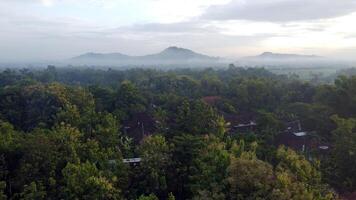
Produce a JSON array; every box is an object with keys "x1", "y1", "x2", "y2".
[{"x1": 1, "y1": 66, "x2": 356, "y2": 199}]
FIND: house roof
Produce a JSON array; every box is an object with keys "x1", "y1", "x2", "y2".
[
  {"x1": 293, "y1": 132, "x2": 307, "y2": 137},
  {"x1": 201, "y1": 96, "x2": 221, "y2": 105},
  {"x1": 223, "y1": 112, "x2": 257, "y2": 126},
  {"x1": 274, "y1": 132, "x2": 318, "y2": 151},
  {"x1": 284, "y1": 120, "x2": 302, "y2": 133}
]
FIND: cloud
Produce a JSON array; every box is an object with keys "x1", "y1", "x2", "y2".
[
  {"x1": 202, "y1": 0, "x2": 356, "y2": 22},
  {"x1": 98, "y1": 21, "x2": 272, "y2": 57},
  {"x1": 1, "y1": 0, "x2": 356, "y2": 61},
  {"x1": 112, "y1": 21, "x2": 222, "y2": 35},
  {"x1": 0, "y1": 12, "x2": 270, "y2": 61},
  {"x1": 41, "y1": 0, "x2": 54, "y2": 7}
]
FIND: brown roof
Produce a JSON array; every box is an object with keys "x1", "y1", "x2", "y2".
[
  {"x1": 201, "y1": 96, "x2": 221, "y2": 105},
  {"x1": 274, "y1": 132, "x2": 319, "y2": 152},
  {"x1": 223, "y1": 112, "x2": 257, "y2": 126},
  {"x1": 341, "y1": 192, "x2": 356, "y2": 200}
]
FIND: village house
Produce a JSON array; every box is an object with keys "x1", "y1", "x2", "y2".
[
  {"x1": 274, "y1": 120, "x2": 330, "y2": 159},
  {"x1": 223, "y1": 113, "x2": 257, "y2": 134}
]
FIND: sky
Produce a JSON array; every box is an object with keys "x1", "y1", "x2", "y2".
[{"x1": 1, "y1": 0, "x2": 356, "y2": 62}]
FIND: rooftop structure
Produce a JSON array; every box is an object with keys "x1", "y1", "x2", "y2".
[
  {"x1": 223, "y1": 112, "x2": 257, "y2": 134},
  {"x1": 123, "y1": 158, "x2": 142, "y2": 163}
]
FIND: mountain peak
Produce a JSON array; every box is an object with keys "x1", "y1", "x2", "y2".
[
  {"x1": 260, "y1": 52, "x2": 274, "y2": 56},
  {"x1": 165, "y1": 46, "x2": 180, "y2": 50},
  {"x1": 153, "y1": 46, "x2": 213, "y2": 60},
  {"x1": 161, "y1": 46, "x2": 194, "y2": 53}
]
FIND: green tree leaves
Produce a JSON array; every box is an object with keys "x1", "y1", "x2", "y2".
[
  {"x1": 138, "y1": 135, "x2": 170, "y2": 197},
  {"x1": 62, "y1": 161, "x2": 121, "y2": 200},
  {"x1": 228, "y1": 146, "x2": 335, "y2": 200},
  {"x1": 325, "y1": 115, "x2": 356, "y2": 191}
]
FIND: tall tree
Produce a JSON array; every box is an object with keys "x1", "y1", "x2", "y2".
[
  {"x1": 191, "y1": 135, "x2": 229, "y2": 200},
  {"x1": 324, "y1": 115, "x2": 356, "y2": 191},
  {"x1": 136, "y1": 135, "x2": 170, "y2": 198},
  {"x1": 170, "y1": 134, "x2": 205, "y2": 199}
]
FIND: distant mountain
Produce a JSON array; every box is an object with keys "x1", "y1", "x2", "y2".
[
  {"x1": 256, "y1": 52, "x2": 321, "y2": 59},
  {"x1": 70, "y1": 46, "x2": 221, "y2": 66},
  {"x1": 237, "y1": 52, "x2": 325, "y2": 68},
  {"x1": 73, "y1": 52, "x2": 130, "y2": 60},
  {"x1": 244, "y1": 52, "x2": 321, "y2": 60}
]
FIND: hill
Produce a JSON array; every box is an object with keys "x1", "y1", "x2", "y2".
[
  {"x1": 237, "y1": 52, "x2": 326, "y2": 68},
  {"x1": 70, "y1": 46, "x2": 220, "y2": 66}
]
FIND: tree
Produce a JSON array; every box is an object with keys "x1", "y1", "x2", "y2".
[
  {"x1": 228, "y1": 145, "x2": 336, "y2": 200},
  {"x1": 168, "y1": 192, "x2": 175, "y2": 200},
  {"x1": 62, "y1": 161, "x2": 121, "y2": 200},
  {"x1": 228, "y1": 155, "x2": 274, "y2": 200},
  {"x1": 39, "y1": 65, "x2": 58, "y2": 83},
  {"x1": 200, "y1": 75, "x2": 224, "y2": 96},
  {"x1": 274, "y1": 147, "x2": 335, "y2": 200},
  {"x1": 0, "y1": 121, "x2": 21, "y2": 199},
  {"x1": 88, "y1": 85, "x2": 115, "y2": 112},
  {"x1": 81, "y1": 112, "x2": 122, "y2": 149},
  {"x1": 0, "y1": 121, "x2": 19, "y2": 151},
  {"x1": 135, "y1": 135, "x2": 170, "y2": 198},
  {"x1": 271, "y1": 171, "x2": 314, "y2": 200},
  {"x1": 276, "y1": 147, "x2": 321, "y2": 186},
  {"x1": 0, "y1": 181, "x2": 6, "y2": 200},
  {"x1": 137, "y1": 194, "x2": 159, "y2": 200},
  {"x1": 170, "y1": 134, "x2": 205, "y2": 199},
  {"x1": 256, "y1": 111, "x2": 283, "y2": 140},
  {"x1": 315, "y1": 76, "x2": 356, "y2": 117},
  {"x1": 228, "y1": 78, "x2": 279, "y2": 110},
  {"x1": 191, "y1": 135, "x2": 229, "y2": 200},
  {"x1": 18, "y1": 182, "x2": 46, "y2": 200},
  {"x1": 0, "y1": 84, "x2": 67, "y2": 131},
  {"x1": 175, "y1": 100, "x2": 219, "y2": 135},
  {"x1": 114, "y1": 81, "x2": 146, "y2": 119},
  {"x1": 13, "y1": 124, "x2": 82, "y2": 198},
  {"x1": 325, "y1": 115, "x2": 356, "y2": 191}
]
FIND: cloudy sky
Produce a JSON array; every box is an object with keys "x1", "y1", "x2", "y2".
[{"x1": 1, "y1": 0, "x2": 356, "y2": 62}]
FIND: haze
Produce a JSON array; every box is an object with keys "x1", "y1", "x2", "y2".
[{"x1": 1, "y1": 0, "x2": 356, "y2": 62}]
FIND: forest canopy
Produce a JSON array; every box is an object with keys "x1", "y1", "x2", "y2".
[{"x1": 0, "y1": 66, "x2": 356, "y2": 199}]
